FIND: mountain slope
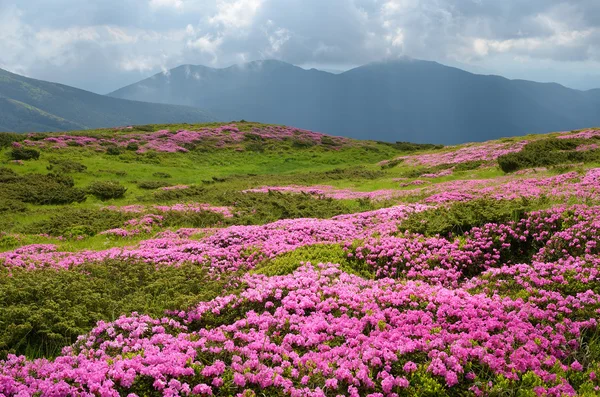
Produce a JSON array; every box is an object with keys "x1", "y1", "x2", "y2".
[
  {"x1": 109, "y1": 59, "x2": 600, "y2": 144},
  {"x1": 0, "y1": 68, "x2": 216, "y2": 132}
]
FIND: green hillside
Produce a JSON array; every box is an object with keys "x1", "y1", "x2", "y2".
[
  {"x1": 0, "y1": 68, "x2": 216, "y2": 132},
  {"x1": 3, "y1": 122, "x2": 600, "y2": 395}
]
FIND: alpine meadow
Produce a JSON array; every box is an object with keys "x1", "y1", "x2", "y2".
[{"x1": 2, "y1": 1, "x2": 600, "y2": 396}]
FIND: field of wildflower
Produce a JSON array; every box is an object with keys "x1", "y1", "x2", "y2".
[{"x1": 2, "y1": 122, "x2": 600, "y2": 396}]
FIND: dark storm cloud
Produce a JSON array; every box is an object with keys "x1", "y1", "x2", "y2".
[{"x1": 1, "y1": 0, "x2": 599, "y2": 93}]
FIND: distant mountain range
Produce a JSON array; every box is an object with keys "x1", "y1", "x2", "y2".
[
  {"x1": 2, "y1": 59, "x2": 600, "y2": 143},
  {"x1": 0, "y1": 68, "x2": 215, "y2": 133},
  {"x1": 109, "y1": 59, "x2": 600, "y2": 144}
]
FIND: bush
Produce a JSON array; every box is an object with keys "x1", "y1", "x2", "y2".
[
  {"x1": 400, "y1": 163, "x2": 453, "y2": 178},
  {"x1": 87, "y1": 181, "x2": 127, "y2": 201},
  {"x1": 152, "y1": 172, "x2": 172, "y2": 179},
  {"x1": 47, "y1": 159, "x2": 87, "y2": 173},
  {"x1": 126, "y1": 142, "x2": 139, "y2": 151},
  {"x1": 0, "y1": 133, "x2": 25, "y2": 149},
  {"x1": 105, "y1": 146, "x2": 122, "y2": 156},
  {"x1": 20, "y1": 208, "x2": 128, "y2": 236},
  {"x1": 137, "y1": 180, "x2": 172, "y2": 190},
  {"x1": 380, "y1": 158, "x2": 404, "y2": 170},
  {"x1": 0, "y1": 199, "x2": 26, "y2": 214},
  {"x1": 133, "y1": 125, "x2": 155, "y2": 132},
  {"x1": 0, "y1": 168, "x2": 19, "y2": 183},
  {"x1": 0, "y1": 173, "x2": 87, "y2": 205},
  {"x1": 377, "y1": 141, "x2": 444, "y2": 152},
  {"x1": 10, "y1": 147, "x2": 40, "y2": 161},
  {"x1": 0, "y1": 260, "x2": 239, "y2": 359},
  {"x1": 399, "y1": 197, "x2": 543, "y2": 236},
  {"x1": 497, "y1": 138, "x2": 600, "y2": 173},
  {"x1": 453, "y1": 160, "x2": 484, "y2": 172}
]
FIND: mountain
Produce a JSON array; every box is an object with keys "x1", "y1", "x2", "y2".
[
  {"x1": 0, "y1": 68, "x2": 216, "y2": 133},
  {"x1": 109, "y1": 59, "x2": 600, "y2": 144}
]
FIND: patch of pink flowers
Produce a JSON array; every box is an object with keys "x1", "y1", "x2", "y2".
[{"x1": 19, "y1": 124, "x2": 351, "y2": 154}]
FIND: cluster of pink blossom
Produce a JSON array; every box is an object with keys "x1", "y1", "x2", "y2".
[
  {"x1": 2, "y1": 258, "x2": 599, "y2": 396},
  {"x1": 20, "y1": 124, "x2": 350, "y2": 154},
  {"x1": 420, "y1": 168, "x2": 453, "y2": 178},
  {"x1": 398, "y1": 141, "x2": 527, "y2": 167},
  {"x1": 576, "y1": 143, "x2": 600, "y2": 152},
  {"x1": 0, "y1": 205, "x2": 427, "y2": 272},
  {"x1": 557, "y1": 128, "x2": 600, "y2": 140},
  {"x1": 247, "y1": 168, "x2": 600, "y2": 204}
]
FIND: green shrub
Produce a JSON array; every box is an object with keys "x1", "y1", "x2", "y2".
[
  {"x1": 0, "y1": 133, "x2": 25, "y2": 149},
  {"x1": 105, "y1": 146, "x2": 122, "y2": 156},
  {"x1": 245, "y1": 142, "x2": 265, "y2": 152},
  {"x1": 47, "y1": 159, "x2": 87, "y2": 173},
  {"x1": 126, "y1": 142, "x2": 139, "y2": 151},
  {"x1": 152, "y1": 172, "x2": 172, "y2": 179},
  {"x1": 137, "y1": 180, "x2": 172, "y2": 190},
  {"x1": 20, "y1": 208, "x2": 128, "y2": 236},
  {"x1": 400, "y1": 163, "x2": 453, "y2": 178},
  {"x1": 381, "y1": 158, "x2": 404, "y2": 170},
  {"x1": 0, "y1": 199, "x2": 26, "y2": 214},
  {"x1": 133, "y1": 125, "x2": 155, "y2": 132},
  {"x1": 377, "y1": 141, "x2": 444, "y2": 152},
  {"x1": 0, "y1": 173, "x2": 87, "y2": 205},
  {"x1": 0, "y1": 260, "x2": 239, "y2": 359},
  {"x1": 0, "y1": 168, "x2": 19, "y2": 183},
  {"x1": 497, "y1": 138, "x2": 600, "y2": 173},
  {"x1": 87, "y1": 181, "x2": 127, "y2": 201},
  {"x1": 10, "y1": 147, "x2": 40, "y2": 161},
  {"x1": 399, "y1": 197, "x2": 544, "y2": 236},
  {"x1": 162, "y1": 211, "x2": 225, "y2": 228},
  {"x1": 453, "y1": 160, "x2": 484, "y2": 172}
]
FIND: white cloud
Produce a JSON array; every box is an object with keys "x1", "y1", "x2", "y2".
[
  {"x1": 149, "y1": 0, "x2": 183, "y2": 9},
  {"x1": 2, "y1": 0, "x2": 600, "y2": 92},
  {"x1": 209, "y1": 0, "x2": 264, "y2": 30}
]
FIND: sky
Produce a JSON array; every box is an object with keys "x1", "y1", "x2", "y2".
[{"x1": 1, "y1": 0, "x2": 600, "y2": 94}]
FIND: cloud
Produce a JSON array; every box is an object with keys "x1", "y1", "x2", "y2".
[{"x1": 1, "y1": 0, "x2": 600, "y2": 92}]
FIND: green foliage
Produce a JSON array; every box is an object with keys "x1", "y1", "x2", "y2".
[
  {"x1": 381, "y1": 158, "x2": 404, "y2": 170},
  {"x1": 377, "y1": 141, "x2": 444, "y2": 152},
  {"x1": 133, "y1": 125, "x2": 156, "y2": 132},
  {"x1": 10, "y1": 147, "x2": 40, "y2": 160},
  {"x1": 126, "y1": 142, "x2": 139, "y2": 151},
  {"x1": 137, "y1": 180, "x2": 172, "y2": 190},
  {"x1": 0, "y1": 199, "x2": 26, "y2": 214},
  {"x1": 253, "y1": 244, "x2": 357, "y2": 277},
  {"x1": 87, "y1": 181, "x2": 127, "y2": 200},
  {"x1": 20, "y1": 208, "x2": 128, "y2": 236},
  {"x1": 161, "y1": 210, "x2": 225, "y2": 228},
  {"x1": 152, "y1": 172, "x2": 172, "y2": 179},
  {"x1": 0, "y1": 167, "x2": 19, "y2": 183},
  {"x1": 47, "y1": 158, "x2": 87, "y2": 173},
  {"x1": 399, "y1": 197, "x2": 544, "y2": 236},
  {"x1": 400, "y1": 163, "x2": 453, "y2": 178},
  {"x1": 498, "y1": 138, "x2": 600, "y2": 173},
  {"x1": 0, "y1": 260, "x2": 238, "y2": 359},
  {"x1": 0, "y1": 173, "x2": 87, "y2": 205},
  {"x1": 0, "y1": 133, "x2": 25, "y2": 149},
  {"x1": 453, "y1": 160, "x2": 485, "y2": 172},
  {"x1": 105, "y1": 146, "x2": 122, "y2": 156}
]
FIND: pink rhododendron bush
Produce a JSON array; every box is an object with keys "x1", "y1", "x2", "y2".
[
  {"x1": 1, "y1": 260, "x2": 600, "y2": 396},
  {"x1": 6, "y1": 124, "x2": 600, "y2": 396},
  {"x1": 4, "y1": 203, "x2": 600, "y2": 395}
]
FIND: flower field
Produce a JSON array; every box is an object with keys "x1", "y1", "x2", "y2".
[{"x1": 2, "y1": 123, "x2": 600, "y2": 396}]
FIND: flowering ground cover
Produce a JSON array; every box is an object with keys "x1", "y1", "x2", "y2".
[{"x1": 3, "y1": 124, "x2": 600, "y2": 395}]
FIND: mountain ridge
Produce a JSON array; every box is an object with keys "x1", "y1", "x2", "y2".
[
  {"x1": 0, "y1": 68, "x2": 216, "y2": 133},
  {"x1": 109, "y1": 58, "x2": 600, "y2": 144}
]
